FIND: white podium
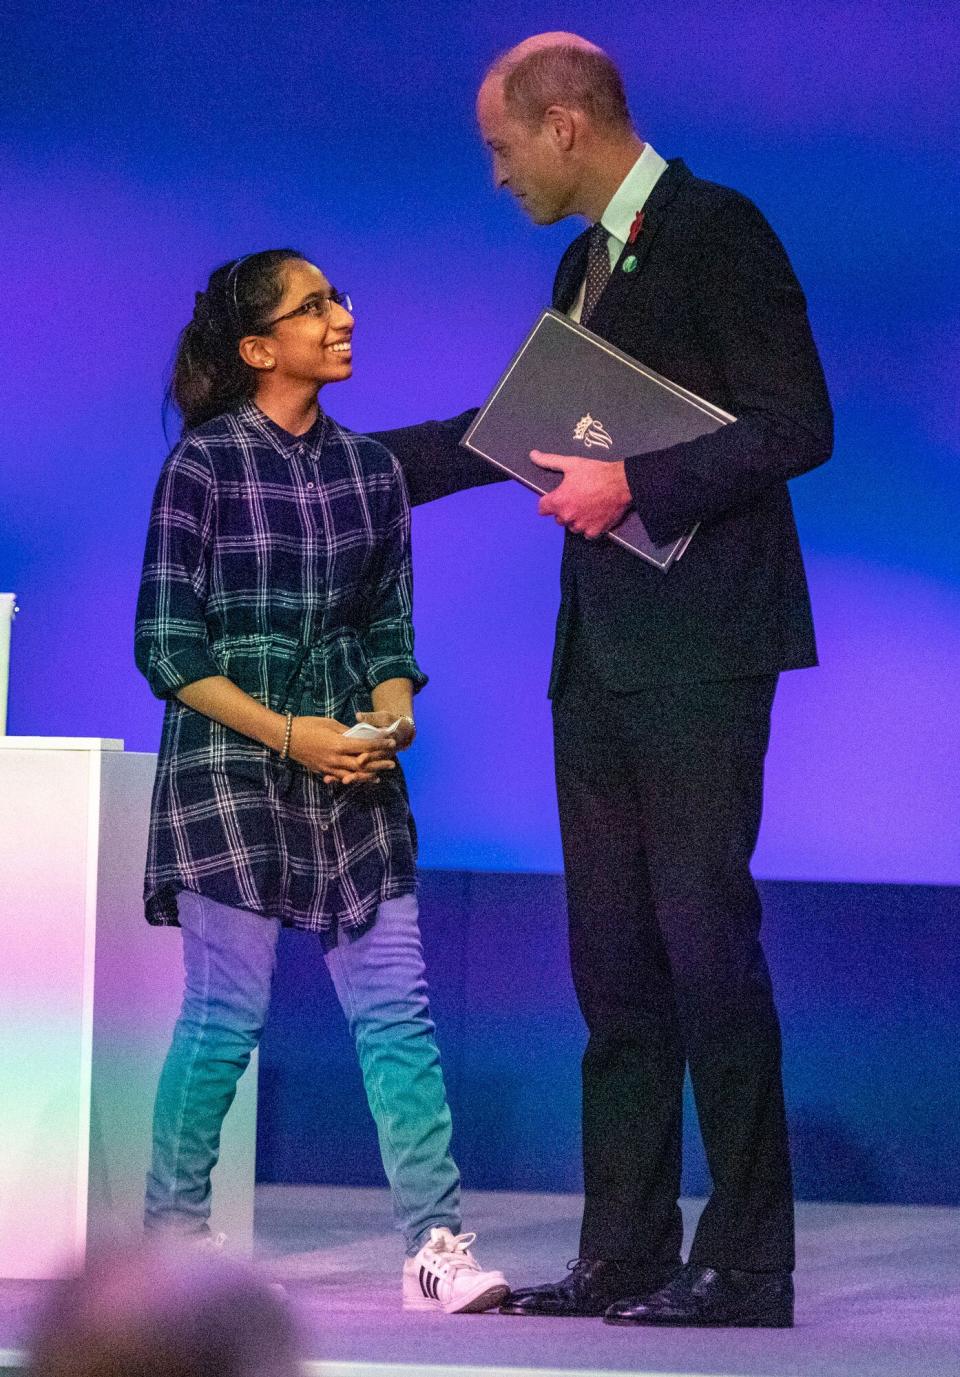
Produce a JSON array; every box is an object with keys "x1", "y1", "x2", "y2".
[{"x1": 0, "y1": 739, "x2": 257, "y2": 1278}]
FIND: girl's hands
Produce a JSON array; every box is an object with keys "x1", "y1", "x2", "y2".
[
  {"x1": 288, "y1": 715, "x2": 398, "y2": 786},
  {"x1": 353, "y1": 710, "x2": 416, "y2": 751}
]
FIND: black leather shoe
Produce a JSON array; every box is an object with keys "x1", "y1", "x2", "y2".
[
  {"x1": 499, "y1": 1258, "x2": 680, "y2": 1318},
  {"x1": 604, "y1": 1263, "x2": 794, "y2": 1327}
]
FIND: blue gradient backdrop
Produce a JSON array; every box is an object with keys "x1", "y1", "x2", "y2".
[{"x1": 2, "y1": 1, "x2": 958, "y2": 884}]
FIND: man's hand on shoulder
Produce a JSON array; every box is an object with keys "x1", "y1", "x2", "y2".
[{"x1": 531, "y1": 451, "x2": 632, "y2": 539}]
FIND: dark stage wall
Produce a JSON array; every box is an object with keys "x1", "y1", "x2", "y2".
[{"x1": 257, "y1": 871, "x2": 960, "y2": 1208}]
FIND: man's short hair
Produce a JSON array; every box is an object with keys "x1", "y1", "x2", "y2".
[{"x1": 491, "y1": 45, "x2": 632, "y2": 132}]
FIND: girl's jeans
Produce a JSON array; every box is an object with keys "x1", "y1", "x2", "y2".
[{"x1": 144, "y1": 890, "x2": 461, "y2": 1255}]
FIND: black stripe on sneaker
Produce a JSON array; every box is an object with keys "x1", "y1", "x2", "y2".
[
  {"x1": 430, "y1": 1270, "x2": 440, "y2": 1300},
  {"x1": 419, "y1": 1266, "x2": 429, "y2": 1298}
]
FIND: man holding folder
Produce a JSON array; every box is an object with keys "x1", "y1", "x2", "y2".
[{"x1": 375, "y1": 32, "x2": 832, "y2": 1328}]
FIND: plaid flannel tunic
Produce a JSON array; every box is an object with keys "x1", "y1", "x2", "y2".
[{"x1": 134, "y1": 401, "x2": 427, "y2": 934}]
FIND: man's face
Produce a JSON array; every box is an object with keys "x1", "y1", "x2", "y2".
[{"x1": 476, "y1": 77, "x2": 576, "y2": 225}]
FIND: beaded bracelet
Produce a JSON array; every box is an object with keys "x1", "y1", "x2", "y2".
[{"x1": 278, "y1": 711, "x2": 294, "y2": 761}]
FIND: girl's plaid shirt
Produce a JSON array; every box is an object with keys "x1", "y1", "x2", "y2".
[{"x1": 135, "y1": 402, "x2": 426, "y2": 933}]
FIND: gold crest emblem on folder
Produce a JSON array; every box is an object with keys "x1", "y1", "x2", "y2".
[{"x1": 573, "y1": 414, "x2": 613, "y2": 450}]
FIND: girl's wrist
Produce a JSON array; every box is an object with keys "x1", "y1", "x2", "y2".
[
  {"x1": 370, "y1": 702, "x2": 411, "y2": 719},
  {"x1": 277, "y1": 711, "x2": 295, "y2": 760},
  {"x1": 381, "y1": 711, "x2": 413, "y2": 730},
  {"x1": 261, "y1": 709, "x2": 292, "y2": 756}
]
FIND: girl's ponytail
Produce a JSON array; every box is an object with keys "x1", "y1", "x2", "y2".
[{"x1": 167, "y1": 249, "x2": 303, "y2": 432}]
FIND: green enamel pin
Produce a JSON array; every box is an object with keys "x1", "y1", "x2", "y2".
[{"x1": 622, "y1": 255, "x2": 638, "y2": 273}]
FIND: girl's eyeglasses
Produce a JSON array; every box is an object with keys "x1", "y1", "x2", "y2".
[{"x1": 264, "y1": 290, "x2": 353, "y2": 328}]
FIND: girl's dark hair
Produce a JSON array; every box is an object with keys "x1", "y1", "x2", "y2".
[{"x1": 167, "y1": 249, "x2": 305, "y2": 432}]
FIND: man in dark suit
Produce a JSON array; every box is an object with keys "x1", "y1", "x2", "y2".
[{"x1": 373, "y1": 32, "x2": 832, "y2": 1328}]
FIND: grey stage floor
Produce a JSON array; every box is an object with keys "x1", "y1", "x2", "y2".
[{"x1": 2, "y1": 1186, "x2": 959, "y2": 1377}]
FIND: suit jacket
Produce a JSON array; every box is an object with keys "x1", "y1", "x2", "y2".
[{"x1": 372, "y1": 159, "x2": 833, "y2": 695}]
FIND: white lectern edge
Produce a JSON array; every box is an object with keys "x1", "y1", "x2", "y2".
[
  {"x1": 0, "y1": 738, "x2": 124, "y2": 751},
  {"x1": 75, "y1": 747, "x2": 106, "y2": 1265}
]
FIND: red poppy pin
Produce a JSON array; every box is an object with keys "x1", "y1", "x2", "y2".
[{"x1": 628, "y1": 210, "x2": 645, "y2": 244}]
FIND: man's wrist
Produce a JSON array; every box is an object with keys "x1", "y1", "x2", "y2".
[{"x1": 611, "y1": 461, "x2": 632, "y2": 506}]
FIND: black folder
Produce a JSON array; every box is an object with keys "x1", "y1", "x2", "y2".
[{"x1": 461, "y1": 309, "x2": 735, "y2": 570}]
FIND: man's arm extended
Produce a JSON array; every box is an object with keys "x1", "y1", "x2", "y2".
[{"x1": 369, "y1": 409, "x2": 508, "y2": 507}]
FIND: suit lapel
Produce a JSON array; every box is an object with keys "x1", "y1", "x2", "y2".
[
  {"x1": 550, "y1": 160, "x2": 691, "y2": 321},
  {"x1": 573, "y1": 159, "x2": 692, "y2": 333},
  {"x1": 616, "y1": 158, "x2": 689, "y2": 273},
  {"x1": 552, "y1": 227, "x2": 591, "y2": 312}
]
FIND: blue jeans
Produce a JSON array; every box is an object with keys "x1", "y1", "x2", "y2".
[{"x1": 144, "y1": 891, "x2": 461, "y2": 1255}]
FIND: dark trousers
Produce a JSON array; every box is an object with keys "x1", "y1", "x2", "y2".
[{"x1": 552, "y1": 638, "x2": 794, "y2": 1273}]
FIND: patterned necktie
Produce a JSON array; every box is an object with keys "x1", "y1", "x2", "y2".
[{"x1": 580, "y1": 222, "x2": 611, "y2": 326}]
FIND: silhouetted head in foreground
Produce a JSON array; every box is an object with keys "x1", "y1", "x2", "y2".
[{"x1": 29, "y1": 1244, "x2": 299, "y2": 1377}]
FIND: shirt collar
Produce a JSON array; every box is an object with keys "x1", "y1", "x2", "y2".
[
  {"x1": 599, "y1": 142, "x2": 668, "y2": 244},
  {"x1": 237, "y1": 400, "x2": 327, "y2": 453}
]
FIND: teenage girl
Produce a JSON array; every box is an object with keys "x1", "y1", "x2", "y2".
[{"x1": 135, "y1": 249, "x2": 509, "y2": 1314}]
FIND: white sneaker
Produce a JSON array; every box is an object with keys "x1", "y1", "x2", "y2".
[
  {"x1": 190, "y1": 1230, "x2": 228, "y2": 1255},
  {"x1": 403, "y1": 1228, "x2": 510, "y2": 1314},
  {"x1": 146, "y1": 1228, "x2": 228, "y2": 1255}
]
